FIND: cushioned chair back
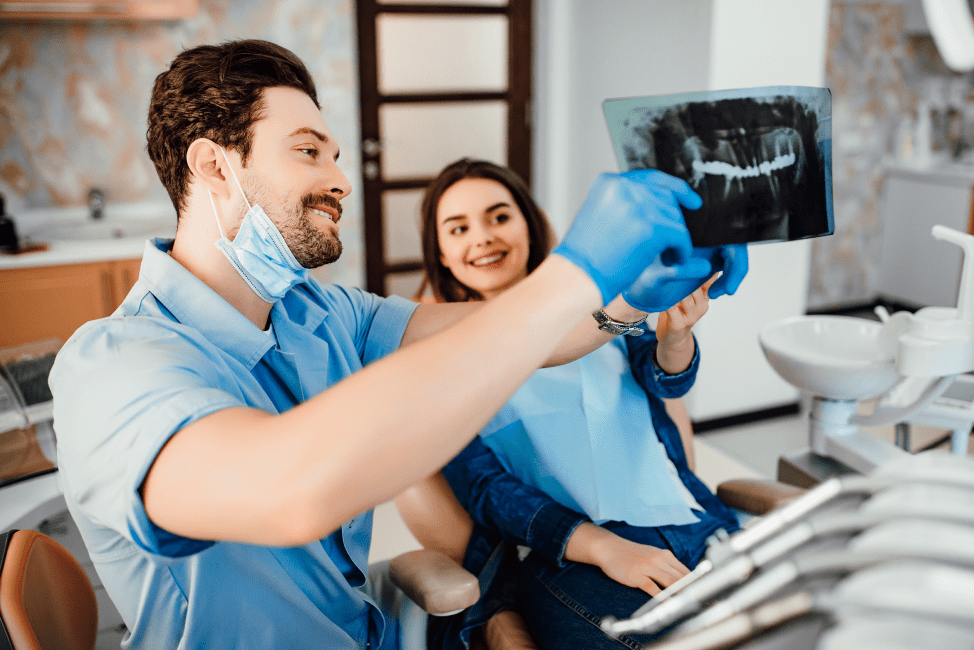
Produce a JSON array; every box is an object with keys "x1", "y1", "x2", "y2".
[{"x1": 0, "y1": 529, "x2": 98, "y2": 650}]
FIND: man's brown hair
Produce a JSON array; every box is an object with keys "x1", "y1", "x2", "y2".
[{"x1": 146, "y1": 40, "x2": 318, "y2": 215}]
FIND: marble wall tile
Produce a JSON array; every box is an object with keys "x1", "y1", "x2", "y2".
[{"x1": 0, "y1": 0, "x2": 363, "y2": 287}]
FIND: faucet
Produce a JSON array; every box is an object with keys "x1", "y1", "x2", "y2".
[{"x1": 87, "y1": 188, "x2": 105, "y2": 220}]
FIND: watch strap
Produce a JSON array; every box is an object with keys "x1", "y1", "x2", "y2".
[{"x1": 592, "y1": 309, "x2": 647, "y2": 336}]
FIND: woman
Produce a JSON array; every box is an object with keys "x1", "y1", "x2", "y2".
[{"x1": 417, "y1": 158, "x2": 739, "y2": 650}]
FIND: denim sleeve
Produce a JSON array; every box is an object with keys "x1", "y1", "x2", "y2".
[
  {"x1": 441, "y1": 436, "x2": 590, "y2": 566},
  {"x1": 626, "y1": 328, "x2": 700, "y2": 399}
]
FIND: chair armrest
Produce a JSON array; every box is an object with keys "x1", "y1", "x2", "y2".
[
  {"x1": 389, "y1": 549, "x2": 480, "y2": 615},
  {"x1": 716, "y1": 479, "x2": 806, "y2": 516}
]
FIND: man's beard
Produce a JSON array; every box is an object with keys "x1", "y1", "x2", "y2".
[
  {"x1": 279, "y1": 192, "x2": 343, "y2": 268},
  {"x1": 235, "y1": 179, "x2": 343, "y2": 268}
]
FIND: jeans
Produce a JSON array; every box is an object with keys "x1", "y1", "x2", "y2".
[{"x1": 513, "y1": 517, "x2": 733, "y2": 650}]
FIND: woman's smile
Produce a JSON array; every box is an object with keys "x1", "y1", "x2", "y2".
[{"x1": 436, "y1": 177, "x2": 530, "y2": 300}]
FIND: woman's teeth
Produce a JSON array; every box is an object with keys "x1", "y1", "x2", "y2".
[
  {"x1": 471, "y1": 253, "x2": 505, "y2": 266},
  {"x1": 309, "y1": 207, "x2": 335, "y2": 223}
]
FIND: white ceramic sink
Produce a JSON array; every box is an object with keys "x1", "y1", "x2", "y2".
[
  {"x1": 759, "y1": 315, "x2": 900, "y2": 400},
  {"x1": 38, "y1": 217, "x2": 175, "y2": 242}
]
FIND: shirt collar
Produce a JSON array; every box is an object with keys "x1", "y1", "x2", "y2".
[{"x1": 139, "y1": 238, "x2": 274, "y2": 368}]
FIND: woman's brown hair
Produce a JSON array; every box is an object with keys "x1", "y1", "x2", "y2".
[{"x1": 419, "y1": 159, "x2": 554, "y2": 303}]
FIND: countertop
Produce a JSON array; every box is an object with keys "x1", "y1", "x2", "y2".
[
  {"x1": 0, "y1": 237, "x2": 156, "y2": 270},
  {"x1": 0, "y1": 201, "x2": 175, "y2": 270}
]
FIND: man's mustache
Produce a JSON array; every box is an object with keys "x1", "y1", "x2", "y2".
[{"x1": 303, "y1": 193, "x2": 343, "y2": 219}]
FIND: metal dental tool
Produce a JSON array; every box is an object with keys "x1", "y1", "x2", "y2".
[
  {"x1": 641, "y1": 561, "x2": 974, "y2": 650},
  {"x1": 673, "y1": 518, "x2": 974, "y2": 636},
  {"x1": 602, "y1": 455, "x2": 974, "y2": 638}
]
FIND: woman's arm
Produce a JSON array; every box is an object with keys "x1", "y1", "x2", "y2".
[
  {"x1": 627, "y1": 277, "x2": 716, "y2": 400},
  {"x1": 563, "y1": 522, "x2": 690, "y2": 596},
  {"x1": 442, "y1": 436, "x2": 589, "y2": 567},
  {"x1": 445, "y1": 437, "x2": 692, "y2": 596}
]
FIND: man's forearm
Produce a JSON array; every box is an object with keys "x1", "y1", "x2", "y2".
[
  {"x1": 545, "y1": 293, "x2": 648, "y2": 367},
  {"x1": 401, "y1": 269, "x2": 645, "y2": 369},
  {"x1": 143, "y1": 255, "x2": 603, "y2": 546}
]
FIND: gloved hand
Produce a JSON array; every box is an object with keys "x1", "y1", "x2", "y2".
[
  {"x1": 623, "y1": 249, "x2": 713, "y2": 313},
  {"x1": 707, "y1": 244, "x2": 748, "y2": 299},
  {"x1": 551, "y1": 170, "x2": 700, "y2": 306},
  {"x1": 623, "y1": 244, "x2": 749, "y2": 313}
]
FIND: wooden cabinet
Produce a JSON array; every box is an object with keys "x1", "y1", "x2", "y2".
[
  {"x1": 0, "y1": 258, "x2": 141, "y2": 348},
  {"x1": 0, "y1": 0, "x2": 198, "y2": 20}
]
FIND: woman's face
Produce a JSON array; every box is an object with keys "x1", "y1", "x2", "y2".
[{"x1": 436, "y1": 177, "x2": 531, "y2": 300}]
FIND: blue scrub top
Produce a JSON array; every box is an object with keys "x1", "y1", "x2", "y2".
[{"x1": 50, "y1": 239, "x2": 418, "y2": 650}]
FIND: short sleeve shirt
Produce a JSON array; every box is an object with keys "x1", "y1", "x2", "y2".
[{"x1": 50, "y1": 239, "x2": 418, "y2": 650}]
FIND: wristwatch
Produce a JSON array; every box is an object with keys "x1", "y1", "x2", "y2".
[{"x1": 592, "y1": 309, "x2": 648, "y2": 336}]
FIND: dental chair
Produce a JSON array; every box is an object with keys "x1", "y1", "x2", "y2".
[
  {"x1": 0, "y1": 529, "x2": 98, "y2": 650},
  {"x1": 387, "y1": 400, "x2": 806, "y2": 650}
]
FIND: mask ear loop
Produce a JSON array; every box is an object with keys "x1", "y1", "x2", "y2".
[
  {"x1": 207, "y1": 189, "x2": 227, "y2": 240},
  {"x1": 219, "y1": 146, "x2": 252, "y2": 211},
  {"x1": 208, "y1": 145, "x2": 252, "y2": 241}
]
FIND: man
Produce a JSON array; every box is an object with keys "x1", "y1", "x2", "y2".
[{"x1": 50, "y1": 40, "x2": 745, "y2": 648}]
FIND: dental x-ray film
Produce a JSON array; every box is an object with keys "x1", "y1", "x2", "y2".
[{"x1": 604, "y1": 86, "x2": 834, "y2": 247}]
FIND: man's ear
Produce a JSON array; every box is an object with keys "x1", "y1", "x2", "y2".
[{"x1": 186, "y1": 138, "x2": 232, "y2": 201}]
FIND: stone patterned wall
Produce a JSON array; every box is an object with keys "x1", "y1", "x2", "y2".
[
  {"x1": 815, "y1": 1, "x2": 973, "y2": 309},
  {"x1": 0, "y1": 0, "x2": 364, "y2": 287}
]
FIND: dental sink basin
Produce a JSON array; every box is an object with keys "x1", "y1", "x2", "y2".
[
  {"x1": 37, "y1": 217, "x2": 175, "y2": 242},
  {"x1": 759, "y1": 315, "x2": 900, "y2": 400}
]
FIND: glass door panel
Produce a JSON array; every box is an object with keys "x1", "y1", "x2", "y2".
[
  {"x1": 382, "y1": 189, "x2": 425, "y2": 264},
  {"x1": 379, "y1": 101, "x2": 507, "y2": 180},
  {"x1": 386, "y1": 271, "x2": 428, "y2": 300},
  {"x1": 377, "y1": 15, "x2": 508, "y2": 93}
]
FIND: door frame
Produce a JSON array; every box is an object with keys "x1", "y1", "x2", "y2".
[{"x1": 356, "y1": 0, "x2": 533, "y2": 296}]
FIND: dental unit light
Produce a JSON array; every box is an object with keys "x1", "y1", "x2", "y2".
[{"x1": 922, "y1": 0, "x2": 974, "y2": 73}]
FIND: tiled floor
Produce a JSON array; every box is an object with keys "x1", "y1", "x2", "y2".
[{"x1": 698, "y1": 410, "x2": 810, "y2": 479}]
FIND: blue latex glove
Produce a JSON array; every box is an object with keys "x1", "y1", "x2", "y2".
[
  {"x1": 623, "y1": 249, "x2": 714, "y2": 313},
  {"x1": 708, "y1": 244, "x2": 748, "y2": 299},
  {"x1": 623, "y1": 244, "x2": 749, "y2": 313},
  {"x1": 551, "y1": 170, "x2": 701, "y2": 305}
]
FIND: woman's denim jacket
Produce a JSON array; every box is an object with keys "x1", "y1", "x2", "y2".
[{"x1": 428, "y1": 329, "x2": 739, "y2": 650}]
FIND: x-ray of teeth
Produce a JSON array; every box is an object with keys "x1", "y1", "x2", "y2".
[{"x1": 604, "y1": 86, "x2": 834, "y2": 247}]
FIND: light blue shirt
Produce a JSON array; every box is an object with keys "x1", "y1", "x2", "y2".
[
  {"x1": 479, "y1": 337, "x2": 702, "y2": 527},
  {"x1": 50, "y1": 239, "x2": 418, "y2": 650}
]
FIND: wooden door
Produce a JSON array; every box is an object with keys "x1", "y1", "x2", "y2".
[{"x1": 356, "y1": 0, "x2": 533, "y2": 298}]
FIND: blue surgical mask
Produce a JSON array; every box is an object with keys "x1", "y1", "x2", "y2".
[{"x1": 207, "y1": 146, "x2": 310, "y2": 303}]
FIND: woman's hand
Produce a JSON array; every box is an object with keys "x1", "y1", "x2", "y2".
[
  {"x1": 564, "y1": 522, "x2": 690, "y2": 595},
  {"x1": 654, "y1": 274, "x2": 718, "y2": 375}
]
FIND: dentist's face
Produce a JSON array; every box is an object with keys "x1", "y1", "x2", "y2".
[
  {"x1": 436, "y1": 177, "x2": 530, "y2": 300},
  {"x1": 232, "y1": 85, "x2": 352, "y2": 268}
]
